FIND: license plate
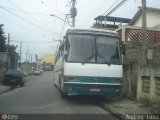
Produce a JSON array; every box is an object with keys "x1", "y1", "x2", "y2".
[{"x1": 90, "y1": 88, "x2": 100, "y2": 92}]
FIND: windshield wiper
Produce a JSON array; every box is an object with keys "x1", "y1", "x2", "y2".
[
  {"x1": 97, "y1": 53, "x2": 110, "y2": 65},
  {"x1": 82, "y1": 50, "x2": 95, "y2": 64}
]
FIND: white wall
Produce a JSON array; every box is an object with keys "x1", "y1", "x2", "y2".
[{"x1": 133, "y1": 11, "x2": 160, "y2": 28}]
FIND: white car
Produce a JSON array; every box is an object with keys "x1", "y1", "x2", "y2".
[
  {"x1": 40, "y1": 70, "x2": 43, "y2": 73},
  {"x1": 34, "y1": 70, "x2": 41, "y2": 75}
]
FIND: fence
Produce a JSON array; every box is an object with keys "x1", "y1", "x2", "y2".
[{"x1": 117, "y1": 26, "x2": 160, "y2": 103}]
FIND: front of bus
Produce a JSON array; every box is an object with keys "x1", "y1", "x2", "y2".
[{"x1": 63, "y1": 28, "x2": 122, "y2": 97}]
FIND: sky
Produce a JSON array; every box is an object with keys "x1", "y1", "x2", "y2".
[{"x1": 0, "y1": 0, "x2": 160, "y2": 62}]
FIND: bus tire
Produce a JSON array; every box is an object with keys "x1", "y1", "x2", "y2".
[
  {"x1": 60, "y1": 81, "x2": 67, "y2": 98},
  {"x1": 54, "y1": 79, "x2": 57, "y2": 87},
  {"x1": 60, "y1": 90, "x2": 67, "y2": 99},
  {"x1": 54, "y1": 83, "x2": 57, "y2": 87}
]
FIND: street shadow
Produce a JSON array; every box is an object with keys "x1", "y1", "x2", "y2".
[{"x1": 65, "y1": 95, "x2": 106, "y2": 105}]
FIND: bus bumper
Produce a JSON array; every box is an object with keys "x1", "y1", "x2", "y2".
[{"x1": 63, "y1": 82, "x2": 122, "y2": 96}]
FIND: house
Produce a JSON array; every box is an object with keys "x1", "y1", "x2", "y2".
[
  {"x1": 41, "y1": 54, "x2": 55, "y2": 65},
  {"x1": 93, "y1": 16, "x2": 131, "y2": 30},
  {"x1": 129, "y1": 7, "x2": 160, "y2": 28},
  {"x1": 117, "y1": 7, "x2": 160, "y2": 103},
  {"x1": 0, "y1": 52, "x2": 18, "y2": 83}
]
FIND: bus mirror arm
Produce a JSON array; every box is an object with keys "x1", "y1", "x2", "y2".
[
  {"x1": 64, "y1": 51, "x2": 68, "y2": 55},
  {"x1": 121, "y1": 44, "x2": 125, "y2": 55},
  {"x1": 64, "y1": 51, "x2": 68, "y2": 58}
]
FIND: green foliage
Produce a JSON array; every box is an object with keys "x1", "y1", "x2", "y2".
[
  {"x1": 0, "y1": 24, "x2": 6, "y2": 52},
  {"x1": 8, "y1": 45, "x2": 17, "y2": 53},
  {"x1": 0, "y1": 24, "x2": 17, "y2": 53}
]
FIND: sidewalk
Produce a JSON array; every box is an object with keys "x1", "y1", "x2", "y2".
[
  {"x1": 0, "y1": 85, "x2": 11, "y2": 94},
  {"x1": 0, "y1": 75, "x2": 33, "y2": 94},
  {"x1": 100, "y1": 98, "x2": 160, "y2": 120}
]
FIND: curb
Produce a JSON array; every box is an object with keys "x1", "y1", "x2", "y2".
[
  {"x1": 0, "y1": 75, "x2": 34, "y2": 95},
  {"x1": 25, "y1": 75, "x2": 34, "y2": 82},
  {"x1": 0, "y1": 86, "x2": 12, "y2": 94},
  {"x1": 100, "y1": 103, "x2": 126, "y2": 120}
]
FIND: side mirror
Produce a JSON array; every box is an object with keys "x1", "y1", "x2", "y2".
[
  {"x1": 64, "y1": 51, "x2": 68, "y2": 60},
  {"x1": 59, "y1": 43, "x2": 64, "y2": 51},
  {"x1": 64, "y1": 51, "x2": 68, "y2": 56}
]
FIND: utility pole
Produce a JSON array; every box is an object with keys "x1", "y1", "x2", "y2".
[
  {"x1": 70, "y1": 0, "x2": 77, "y2": 27},
  {"x1": 142, "y1": 0, "x2": 147, "y2": 64},
  {"x1": 7, "y1": 33, "x2": 10, "y2": 70},
  {"x1": 19, "y1": 41, "x2": 22, "y2": 68},
  {"x1": 7, "y1": 33, "x2": 10, "y2": 53},
  {"x1": 26, "y1": 46, "x2": 29, "y2": 63},
  {"x1": 35, "y1": 54, "x2": 38, "y2": 69},
  {"x1": 31, "y1": 54, "x2": 33, "y2": 63}
]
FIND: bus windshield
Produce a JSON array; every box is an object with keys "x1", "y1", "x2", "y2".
[{"x1": 66, "y1": 34, "x2": 121, "y2": 65}]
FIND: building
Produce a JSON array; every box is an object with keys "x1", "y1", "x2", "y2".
[
  {"x1": 129, "y1": 7, "x2": 160, "y2": 28},
  {"x1": 40, "y1": 54, "x2": 55, "y2": 71},
  {"x1": 0, "y1": 52, "x2": 18, "y2": 83},
  {"x1": 93, "y1": 16, "x2": 131, "y2": 30},
  {"x1": 117, "y1": 7, "x2": 160, "y2": 103},
  {"x1": 41, "y1": 54, "x2": 55, "y2": 64}
]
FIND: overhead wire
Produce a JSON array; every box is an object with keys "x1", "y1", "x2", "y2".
[
  {"x1": 60, "y1": 13, "x2": 70, "y2": 39},
  {"x1": 7, "y1": 0, "x2": 52, "y2": 28},
  {"x1": 102, "y1": 0, "x2": 119, "y2": 15},
  {"x1": 106, "y1": 0, "x2": 128, "y2": 16},
  {"x1": 0, "y1": 5, "x2": 50, "y2": 16},
  {"x1": 7, "y1": 0, "x2": 44, "y2": 25},
  {"x1": 40, "y1": 0, "x2": 55, "y2": 10},
  {"x1": 81, "y1": 0, "x2": 111, "y2": 26},
  {"x1": 112, "y1": 9, "x2": 136, "y2": 17},
  {"x1": 0, "y1": 5, "x2": 61, "y2": 37},
  {"x1": 39, "y1": 0, "x2": 61, "y2": 14},
  {"x1": 10, "y1": 40, "x2": 54, "y2": 43},
  {"x1": 12, "y1": 20, "x2": 56, "y2": 38},
  {"x1": 0, "y1": 16, "x2": 29, "y2": 29}
]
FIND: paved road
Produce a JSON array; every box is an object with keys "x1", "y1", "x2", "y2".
[{"x1": 0, "y1": 72, "x2": 119, "y2": 120}]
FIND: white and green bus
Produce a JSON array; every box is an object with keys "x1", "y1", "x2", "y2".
[{"x1": 54, "y1": 28, "x2": 123, "y2": 98}]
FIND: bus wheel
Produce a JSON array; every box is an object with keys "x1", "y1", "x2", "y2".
[
  {"x1": 60, "y1": 83, "x2": 67, "y2": 98},
  {"x1": 60, "y1": 90, "x2": 67, "y2": 99},
  {"x1": 54, "y1": 83, "x2": 57, "y2": 87},
  {"x1": 54, "y1": 79, "x2": 57, "y2": 87}
]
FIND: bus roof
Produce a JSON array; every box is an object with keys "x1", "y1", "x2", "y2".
[{"x1": 66, "y1": 28, "x2": 118, "y2": 36}]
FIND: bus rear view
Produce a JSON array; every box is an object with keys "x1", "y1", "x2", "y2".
[{"x1": 54, "y1": 28, "x2": 122, "y2": 98}]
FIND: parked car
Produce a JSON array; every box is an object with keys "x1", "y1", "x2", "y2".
[
  {"x1": 40, "y1": 69, "x2": 43, "y2": 73},
  {"x1": 34, "y1": 69, "x2": 41, "y2": 75},
  {"x1": 3, "y1": 69, "x2": 25, "y2": 87}
]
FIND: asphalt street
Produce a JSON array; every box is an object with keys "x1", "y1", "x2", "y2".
[{"x1": 0, "y1": 71, "x2": 119, "y2": 120}]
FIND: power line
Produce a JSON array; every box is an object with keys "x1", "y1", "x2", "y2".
[
  {"x1": 10, "y1": 40, "x2": 56, "y2": 43},
  {"x1": 3, "y1": 4, "x2": 50, "y2": 16},
  {"x1": 106, "y1": 0, "x2": 128, "y2": 16},
  {"x1": 40, "y1": 0, "x2": 60, "y2": 14},
  {"x1": 102, "y1": 0, "x2": 119, "y2": 15},
  {"x1": 81, "y1": 0, "x2": 110, "y2": 26},
  {"x1": 10, "y1": 39, "x2": 60, "y2": 44},
  {"x1": 0, "y1": 5, "x2": 60, "y2": 37},
  {"x1": 112, "y1": 9, "x2": 136, "y2": 16},
  {"x1": 40, "y1": 0, "x2": 55, "y2": 10},
  {"x1": 12, "y1": 20, "x2": 57, "y2": 38},
  {"x1": 60, "y1": 14, "x2": 69, "y2": 38},
  {"x1": 7, "y1": 0, "x2": 46, "y2": 25},
  {"x1": 0, "y1": 16, "x2": 29, "y2": 29}
]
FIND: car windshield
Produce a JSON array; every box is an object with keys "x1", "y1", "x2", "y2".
[{"x1": 66, "y1": 34, "x2": 121, "y2": 64}]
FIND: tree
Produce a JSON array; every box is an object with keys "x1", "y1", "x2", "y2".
[
  {"x1": 0, "y1": 24, "x2": 17, "y2": 53},
  {"x1": 0, "y1": 24, "x2": 6, "y2": 52},
  {"x1": 8, "y1": 45, "x2": 17, "y2": 53}
]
